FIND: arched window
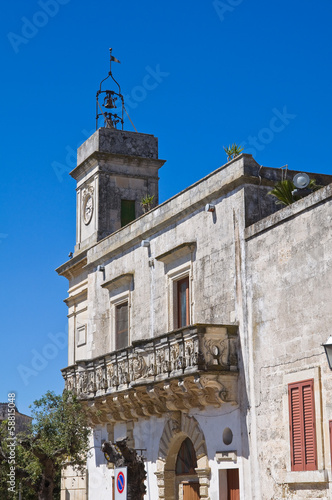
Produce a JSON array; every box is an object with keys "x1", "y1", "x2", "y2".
[{"x1": 176, "y1": 438, "x2": 197, "y2": 475}]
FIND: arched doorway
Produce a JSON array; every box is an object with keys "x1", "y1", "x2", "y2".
[
  {"x1": 155, "y1": 413, "x2": 211, "y2": 500},
  {"x1": 176, "y1": 438, "x2": 200, "y2": 500}
]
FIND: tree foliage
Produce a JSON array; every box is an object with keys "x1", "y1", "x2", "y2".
[{"x1": 0, "y1": 391, "x2": 90, "y2": 500}]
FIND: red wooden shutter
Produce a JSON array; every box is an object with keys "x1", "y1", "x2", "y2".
[
  {"x1": 288, "y1": 379, "x2": 317, "y2": 471},
  {"x1": 302, "y1": 383, "x2": 316, "y2": 469},
  {"x1": 289, "y1": 384, "x2": 303, "y2": 470}
]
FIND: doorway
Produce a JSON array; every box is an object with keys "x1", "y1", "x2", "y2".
[
  {"x1": 183, "y1": 481, "x2": 200, "y2": 500},
  {"x1": 219, "y1": 468, "x2": 240, "y2": 500},
  {"x1": 156, "y1": 414, "x2": 209, "y2": 500},
  {"x1": 176, "y1": 438, "x2": 200, "y2": 500},
  {"x1": 227, "y1": 469, "x2": 239, "y2": 500}
]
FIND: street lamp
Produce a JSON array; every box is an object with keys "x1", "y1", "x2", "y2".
[{"x1": 322, "y1": 336, "x2": 332, "y2": 370}]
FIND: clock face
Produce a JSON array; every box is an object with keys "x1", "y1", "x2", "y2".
[{"x1": 83, "y1": 194, "x2": 93, "y2": 225}]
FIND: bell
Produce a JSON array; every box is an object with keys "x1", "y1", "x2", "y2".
[{"x1": 104, "y1": 93, "x2": 116, "y2": 109}]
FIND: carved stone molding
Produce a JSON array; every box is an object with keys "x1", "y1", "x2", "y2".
[
  {"x1": 62, "y1": 324, "x2": 238, "y2": 421},
  {"x1": 82, "y1": 185, "x2": 94, "y2": 225},
  {"x1": 156, "y1": 413, "x2": 210, "y2": 500},
  {"x1": 78, "y1": 373, "x2": 237, "y2": 425}
]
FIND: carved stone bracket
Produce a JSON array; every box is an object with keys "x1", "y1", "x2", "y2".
[{"x1": 80, "y1": 373, "x2": 237, "y2": 424}]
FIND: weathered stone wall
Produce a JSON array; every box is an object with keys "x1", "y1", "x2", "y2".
[
  {"x1": 71, "y1": 128, "x2": 164, "y2": 252},
  {"x1": 57, "y1": 139, "x2": 332, "y2": 499},
  {"x1": 245, "y1": 185, "x2": 332, "y2": 499},
  {"x1": 0, "y1": 404, "x2": 32, "y2": 433},
  {"x1": 77, "y1": 128, "x2": 159, "y2": 166},
  {"x1": 61, "y1": 466, "x2": 87, "y2": 500},
  {"x1": 86, "y1": 187, "x2": 243, "y2": 359}
]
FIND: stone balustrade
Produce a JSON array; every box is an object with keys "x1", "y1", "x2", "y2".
[{"x1": 62, "y1": 324, "x2": 238, "y2": 422}]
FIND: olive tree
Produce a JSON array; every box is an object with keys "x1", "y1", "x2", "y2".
[{"x1": 0, "y1": 391, "x2": 90, "y2": 500}]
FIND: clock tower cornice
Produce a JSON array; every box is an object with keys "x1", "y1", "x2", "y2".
[{"x1": 70, "y1": 151, "x2": 165, "y2": 184}]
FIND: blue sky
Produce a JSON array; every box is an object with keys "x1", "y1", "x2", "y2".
[{"x1": 1, "y1": 0, "x2": 332, "y2": 417}]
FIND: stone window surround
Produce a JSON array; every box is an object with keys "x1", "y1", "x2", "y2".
[
  {"x1": 64, "y1": 286, "x2": 88, "y2": 362},
  {"x1": 167, "y1": 263, "x2": 193, "y2": 332},
  {"x1": 110, "y1": 291, "x2": 131, "y2": 352},
  {"x1": 281, "y1": 366, "x2": 327, "y2": 484},
  {"x1": 102, "y1": 273, "x2": 134, "y2": 353},
  {"x1": 218, "y1": 467, "x2": 240, "y2": 500},
  {"x1": 215, "y1": 451, "x2": 240, "y2": 500},
  {"x1": 155, "y1": 242, "x2": 196, "y2": 332}
]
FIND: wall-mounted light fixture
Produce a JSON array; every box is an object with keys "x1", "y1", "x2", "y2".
[
  {"x1": 322, "y1": 336, "x2": 332, "y2": 370},
  {"x1": 205, "y1": 203, "x2": 215, "y2": 213}
]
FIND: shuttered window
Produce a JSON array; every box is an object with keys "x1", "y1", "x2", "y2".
[
  {"x1": 121, "y1": 200, "x2": 135, "y2": 227},
  {"x1": 288, "y1": 379, "x2": 317, "y2": 471},
  {"x1": 115, "y1": 302, "x2": 128, "y2": 350},
  {"x1": 177, "y1": 276, "x2": 190, "y2": 328}
]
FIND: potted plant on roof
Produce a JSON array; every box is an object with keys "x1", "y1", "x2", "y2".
[
  {"x1": 223, "y1": 143, "x2": 244, "y2": 161},
  {"x1": 141, "y1": 194, "x2": 155, "y2": 213},
  {"x1": 268, "y1": 178, "x2": 322, "y2": 206}
]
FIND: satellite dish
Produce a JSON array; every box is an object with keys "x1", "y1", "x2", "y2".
[{"x1": 293, "y1": 172, "x2": 310, "y2": 189}]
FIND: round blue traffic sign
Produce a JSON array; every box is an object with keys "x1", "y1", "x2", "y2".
[{"x1": 117, "y1": 471, "x2": 125, "y2": 494}]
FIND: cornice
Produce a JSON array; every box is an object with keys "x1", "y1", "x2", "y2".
[
  {"x1": 156, "y1": 242, "x2": 196, "y2": 264},
  {"x1": 56, "y1": 253, "x2": 88, "y2": 279},
  {"x1": 101, "y1": 273, "x2": 134, "y2": 291},
  {"x1": 70, "y1": 151, "x2": 165, "y2": 180}
]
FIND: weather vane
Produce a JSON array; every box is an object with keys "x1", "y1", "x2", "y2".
[{"x1": 96, "y1": 48, "x2": 125, "y2": 130}]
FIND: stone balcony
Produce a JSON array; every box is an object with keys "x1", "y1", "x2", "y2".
[{"x1": 62, "y1": 324, "x2": 238, "y2": 424}]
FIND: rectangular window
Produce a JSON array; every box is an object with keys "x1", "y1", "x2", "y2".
[
  {"x1": 115, "y1": 302, "x2": 128, "y2": 350},
  {"x1": 177, "y1": 276, "x2": 189, "y2": 328},
  {"x1": 288, "y1": 379, "x2": 317, "y2": 471},
  {"x1": 121, "y1": 200, "x2": 135, "y2": 227}
]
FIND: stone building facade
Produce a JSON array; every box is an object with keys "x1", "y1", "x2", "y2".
[
  {"x1": 0, "y1": 403, "x2": 32, "y2": 434},
  {"x1": 57, "y1": 126, "x2": 332, "y2": 499}
]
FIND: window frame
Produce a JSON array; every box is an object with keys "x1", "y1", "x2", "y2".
[
  {"x1": 115, "y1": 300, "x2": 129, "y2": 351},
  {"x1": 167, "y1": 263, "x2": 192, "y2": 331},
  {"x1": 110, "y1": 291, "x2": 131, "y2": 351},
  {"x1": 288, "y1": 378, "x2": 317, "y2": 471},
  {"x1": 120, "y1": 199, "x2": 136, "y2": 227},
  {"x1": 177, "y1": 276, "x2": 190, "y2": 328}
]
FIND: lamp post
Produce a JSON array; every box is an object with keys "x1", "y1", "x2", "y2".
[{"x1": 322, "y1": 336, "x2": 332, "y2": 370}]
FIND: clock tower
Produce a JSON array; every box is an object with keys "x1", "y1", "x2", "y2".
[{"x1": 70, "y1": 51, "x2": 165, "y2": 254}]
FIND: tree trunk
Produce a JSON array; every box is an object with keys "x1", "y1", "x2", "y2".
[{"x1": 38, "y1": 459, "x2": 55, "y2": 500}]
